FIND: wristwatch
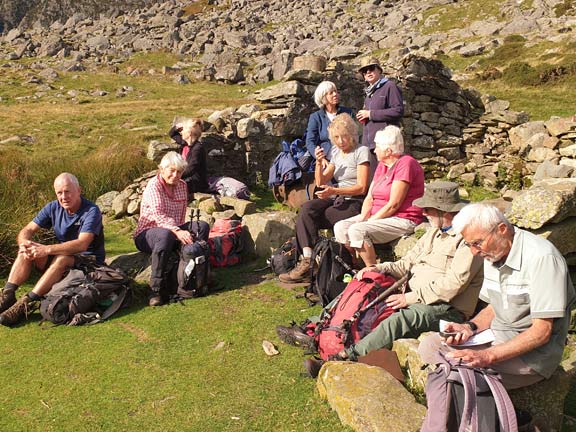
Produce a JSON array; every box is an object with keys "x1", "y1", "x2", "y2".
[{"x1": 464, "y1": 321, "x2": 478, "y2": 333}]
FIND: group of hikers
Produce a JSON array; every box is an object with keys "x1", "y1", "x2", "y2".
[
  {"x1": 269, "y1": 56, "x2": 575, "y2": 409},
  {"x1": 1, "y1": 54, "x2": 575, "y2": 427}
]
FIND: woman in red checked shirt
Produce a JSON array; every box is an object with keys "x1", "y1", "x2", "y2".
[{"x1": 134, "y1": 152, "x2": 209, "y2": 307}]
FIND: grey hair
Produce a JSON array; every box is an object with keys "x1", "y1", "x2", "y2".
[
  {"x1": 159, "y1": 151, "x2": 188, "y2": 172},
  {"x1": 374, "y1": 125, "x2": 404, "y2": 155},
  {"x1": 54, "y1": 172, "x2": 80, "y2": 189},
  {"x1": 327, "y1": 113, "x2": 359, "y2": 148},
  {"x1": 452, "y1": 203, "x2": 513, "y2": 234},
  {"x1": 314, "y1": 81, "x2": 337, "y2": 109}
]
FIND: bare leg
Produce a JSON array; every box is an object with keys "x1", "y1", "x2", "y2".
[
  {"x1": 357, "y1": 241, "x2": 377, "y2": 267},
  {"x1": 7, "y1": 253, "x2": 49, "y2": 286},
  {"x1": 31, "y1": 255, "x2": 74, "y2": 296}
]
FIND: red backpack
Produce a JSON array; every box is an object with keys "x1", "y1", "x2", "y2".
[
  {"x1": 208, "y1": 219, "x2": 243, "y2": 267},
  {"x1": 314, "y1": 272, "x2": 406, "y2": 360}
]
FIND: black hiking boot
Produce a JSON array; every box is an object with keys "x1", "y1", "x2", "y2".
[
  {"x1": 0, "y1": 289, "x2": 16, "y2": 313},
  {"x1": 276, "y1": 325, "x2": 314, "y2": 349},
  {"x1": 0, "y1": 294, "x2": 38, "y2": 327},
  {"x1": 303, "y1": 358, "x2": 325, "y2": 379}
]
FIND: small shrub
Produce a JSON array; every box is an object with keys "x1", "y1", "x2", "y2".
[
  {"x1": 554, "y1": 0, "x2": 576, "y2": 17},
  {"x1": 502, "y1": 62, "x2": 541, "y2": 86},
  {"x1": 503, "y1": 34, "x2": 526, "y2": 44}
]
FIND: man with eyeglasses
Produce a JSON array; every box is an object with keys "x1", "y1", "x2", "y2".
[
  {"x1": 437, "y1": 203, "x2": 575, "y2": 389},
  {"x1": 356, "y1": 56, "x2": 404, "y2": 174}
]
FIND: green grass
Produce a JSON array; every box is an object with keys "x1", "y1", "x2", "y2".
[
  {"x1": 0, "y1": 266, "x2": 349, "y2": 432},
  {"x1": 420, "y1": 0, "x2": 503, "y2": 34}
]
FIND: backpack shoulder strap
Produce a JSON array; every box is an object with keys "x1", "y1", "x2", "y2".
[
  {"x1": 483, "y1": 372, "x2": 518, "y2": 432},
  {"x1": 100, "y1": 286, "x2": 129, "y2": 321},
  {"x1": 455, "y1": 366, "x2": 479, "y2": 432}
]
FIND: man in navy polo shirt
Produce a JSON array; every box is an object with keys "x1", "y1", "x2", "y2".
[{"x1": 0, "y1": 172, "x2": 104, "y2": 326}]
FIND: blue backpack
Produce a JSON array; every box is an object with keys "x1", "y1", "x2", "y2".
[{"x1": 268, "y1": 136, "x2": 314, "y2": 188}]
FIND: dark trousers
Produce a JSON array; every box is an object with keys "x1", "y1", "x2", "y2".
[
  {"x1": 134, "y1": 221, "x2": 210, "y2": 293},
  {"x1": 295, "y1": 198, "x2": 362, "y2": 251}
]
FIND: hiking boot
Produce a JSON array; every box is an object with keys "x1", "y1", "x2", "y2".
[
  {"x1": 148, "y1": 294, "x2": 164, "y2": 307},
  {"x1": 0, "y1": 289, "x2": 16, "y2": 313},
  {"x1": 279, "y1": 257, "x2": 311, "y2": 283},
  {"x1": 0, "y1": 294, "x2": 38, "y2": 327},
  {"x1": 276, "y1": 325, "x2": 314, "y2": 349},
  {"x1": 303, "y1": 358, "x2": 325, "y2": 379}
]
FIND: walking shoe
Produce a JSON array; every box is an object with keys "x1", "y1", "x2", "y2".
[
  {"x1": 279, "y1": 257, "x2": 311, "y2": 283},
  {"x1": 0, "y1": 294, "x2": 38, "y2": 327},
  {"x1": 0, "y1": 289, "x2": 16, "y2": 313},
  {"x1": 148, "y1": 294, "x2": 164, "y2": 307},
  {"x1": 276, "y1": 324, "x2": 315, "y2": 349},
  {"x1": 303, "y1": 358, "x2": 325, "y2": 379}
]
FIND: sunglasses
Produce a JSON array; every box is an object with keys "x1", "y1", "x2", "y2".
[
  {"x1": 463, "y1": 226, "x2": 498, "y2": 250},
  {"x1": 361, "y1": 65, "x2": 377, "y2": 74}
]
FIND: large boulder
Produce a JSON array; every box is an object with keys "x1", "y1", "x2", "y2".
[
  {"x1": 241, "y1": 211, "x2": 297, "y2": 257},
  {"x1": 533, "y1": 216, "x2": 576, "y2": 256},
  {"x1": 506, "y1": 178, "x2": 576, "y2": 229},
  {"x1": 316, "y1": 361, "x2": 426, "y2": 432}
]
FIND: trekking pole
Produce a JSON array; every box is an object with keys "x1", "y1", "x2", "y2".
[{"x1": 349, "y1": 272, "x2": 410, "y2": 323}]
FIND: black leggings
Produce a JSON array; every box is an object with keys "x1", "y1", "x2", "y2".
[{"x1": 295, "y1": 198, "x2": 362, "y2": 251}]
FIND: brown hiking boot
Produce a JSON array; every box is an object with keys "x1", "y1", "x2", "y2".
[
  {"x1": 148, "y1": 294, "x2": 164, "y2": 307},
  {"x1": 0, "y1": 289, "x2": 16, "y2": 313},
  {"x1": 0, "y1": 294, "x2": 38, "y2": 327},
  {"x1": 279, "y1": 257, "x2": 311, "y2": 283}
]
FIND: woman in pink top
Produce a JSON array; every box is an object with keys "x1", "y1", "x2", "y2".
[
  {"x1": 334, "y1": 125, "x2": 424, "y2": 266},
  {"x1": 134, "y1": 152, "x2": 209, "y2": 307}
]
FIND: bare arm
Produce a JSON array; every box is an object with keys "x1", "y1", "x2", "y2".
[
  {"x1": 447, "y1": 317, "x2": 554, "y2": 368},
  {"x1": 368, "y1": 179, "x2": 410, "y2": 220},
  {"x1": 25, "y1": 232, "x2": 95, "y2": 259}
]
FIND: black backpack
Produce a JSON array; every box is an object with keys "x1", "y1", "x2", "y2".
[
  {"x1": 269, "y1": 237, "x2": 298, "y2": 275},
  {"x1": 306, "y1": 237, "x2": 354, "y2": 307},
  {"x1": 420, "y1": 345, "x2": 518, "y2": 432},
  {"x1": 177, "y1": 240, "x2": 211, "y2": 298},
  {"x1": 40, "y1": 259, "x2": 131, "y2": 326}
]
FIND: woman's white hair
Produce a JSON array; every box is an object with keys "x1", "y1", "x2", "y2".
[
  {"x1": 374, "y1": 125, "x2": 404, "y2": 155},
  {"x1": 314, "y1": 81, "x2": 337, "y2": 109},
  {"x1": 452, "y1": 203, "x2": 512, "y2": 234},
  {"x1": 159, "y1": 151, "x2": 188, "y2": 172}
]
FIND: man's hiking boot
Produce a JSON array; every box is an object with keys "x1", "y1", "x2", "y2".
[
  {"x1": 303, "y1": 358, "x2": 325, "y2": 379},
  {"x1": 276, "y1": 324, "x2": 314, "y2": 349},
  {"x1": 148, "y1": 294, "x2": 164, "y2": 307},
  {"x1": 0, "y1": 289, "x2": 16, "y2": 313},
  {"x1": 0, "y1": 294, "x2": 38, "y2": 327},
  {"x1": 279, "y1": 257, "x2": 311, "y2": 283}
]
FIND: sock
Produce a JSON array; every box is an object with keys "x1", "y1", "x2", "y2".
[
  {"x1": 27, "y1": 292, "x2": 41, "y2": 301},
  {"x1": 302, "y1": 247, "x2": 312, "y2": 258},
  {"x1": 3, "y1": 282, "x2": 18, "y2": 292}
]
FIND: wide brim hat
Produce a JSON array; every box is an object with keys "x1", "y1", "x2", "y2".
[
  {"x1": 413, "y1": 181, "x2": 469, "y2": 213},
  {"x1": 357, "y1": 56, "x2": 382, "y2": 73}
]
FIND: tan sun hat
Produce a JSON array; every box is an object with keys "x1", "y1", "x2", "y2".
[
  {"x1": 412, "y1": 181, "x2": 469, "y2": 213},
  {"x1": 357, "y1": 56, "x2": 382, "y2": 73}
]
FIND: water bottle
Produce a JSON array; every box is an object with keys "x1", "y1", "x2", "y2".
[{"x1": 184, "y1": 259, "x2": 195, "y2": 277}]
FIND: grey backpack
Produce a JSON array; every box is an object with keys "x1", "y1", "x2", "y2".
[
  {"x1": 420, "y1": 345, "x2": 518, "y2": 432},
  {"x1": 40, "y1": 260, "x2": 130, "y2": 326}
]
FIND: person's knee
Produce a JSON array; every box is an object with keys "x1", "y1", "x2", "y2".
[{"x1": 49, "y1": 255, "x2": 75, "y2": 272}]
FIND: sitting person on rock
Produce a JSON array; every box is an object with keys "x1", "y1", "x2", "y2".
[
  {"x1": 305, "y1": 81, "x2": 354, "y2": 163},
  {"x1": 333, "y1": 125, "x2": 424, "y2": 267},
  {"x1": 0, "y1": 173, "x2": 105, "y2": 326},
  {"x1": 134, "y1": 152, "x2": 209, "y2": 307},
  {"x1": 421, "y1": 203, "x2": 575, "y2": 389},
  {"x1": 278, "y1": 113, "x2": 370, "y2": 284},
  {"x1": 278, "y1": 182, "x2": 484, "y2": 377},
  {"x1": 169, "y1": 117, "x2": 208, "y2": 201}
]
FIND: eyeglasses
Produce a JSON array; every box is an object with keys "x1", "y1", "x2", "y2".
[
  {"x1": 361, "y1": 65, "x2": 377, "y2": 75},
  {"x1": 463, "y1": 226, "x2": 498, "y2": 250}
]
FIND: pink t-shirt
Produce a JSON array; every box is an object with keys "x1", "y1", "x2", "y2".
[{"x1": 370, "y1": 155, "x2": 424, "y2": 224}]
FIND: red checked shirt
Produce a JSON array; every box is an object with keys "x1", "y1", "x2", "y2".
[{"x1": 134, "y1": 174, "x2": 188, "y2": 237}]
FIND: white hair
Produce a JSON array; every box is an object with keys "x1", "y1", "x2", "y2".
[
  {"x1": 314, "y1": 81, "x2": 337, "y2": 109},
  {"x1": 54, "y1": 172, "x2": 80, "y2": 189},
  {"x1": 159, "y1": 151, "x2": 188, "y2": 171},
  {"x1": 374, "y1": 125, "x2": 404, "y2": 155},
  {"x1": 452, "y1": 203, "x2": 512, "y2": 234}
]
